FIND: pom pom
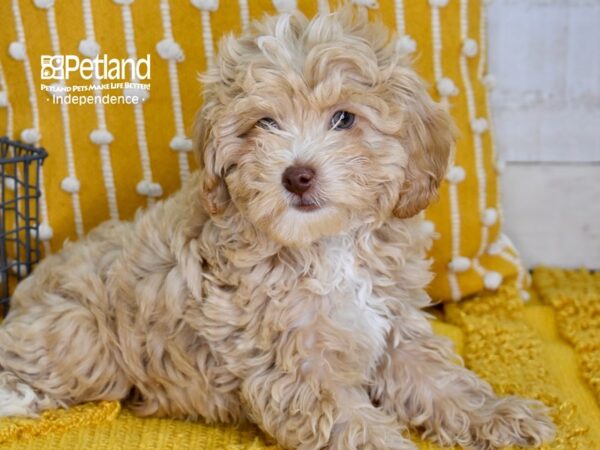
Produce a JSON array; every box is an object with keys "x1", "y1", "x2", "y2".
[
  {"x1": 48, "y1": 82, "x2": 66, "y2": 98},
  {"x1": 495, "y1": 159, "x2": 506, "y2": 173},
  {"x1": 38, "y1": 223, "x2": 53, "y2": 241},
  {"x1": 9, "y1": 261, "x2": 28, "y2": 277},
  {"x1": 156, "y1": 39, "x2": 184, "y2": 62},
  {"x1": 486, "y1": 240, "x2": 504, "y2": 255},
  {"x1": 0, "y1": 91, "x2": 7, "y2": 107},
  {"x1": 191, "y1": 0, "x2": 219, "y2": 11},
  {"x1": 3, "y1": 177, "x2": 16, "y2": 191},
  {"x1": 437, "y1": 77, "x2": 459, "y2": 97},
  {"x1": 90, "y1": 129, "x2": 114, "y2": 145},
  {"x1": 471, "y1": 117, "x2": 489, "y2": 134},
  {"x1": 272, "y1": 0, "x2": 297, "y2": 11},
  {"x1": 445, "y1": 165, "x2": 466, "y2": 184},
  {"x1": 136, "y1": 180, "x2": 163, "y2": 198},
  {"x1": 420, "y1": 220, "x2": 436, "y2": 236},
  {"x1": 498, "y1": 233, "x2": 512, "y2": 248},
  {"x1": 78, "y1": 39, "x2": 100, "y2": 57},
  {"x1": 482, "y1": 74, "x2": 496, "y2": 90},
  {"x1": 123, "y1": 86, "x2": 150, "y2": 103},
  {"x1": 448, "y1": 256, "x2": 471, "y2": 273},
  {"x1": 170, "y1": 136, "x2": 193, "y2": 152},
  {"x1": 9, "y1": 42, "x2": 26, "y2": 61},
  {"x1": 396, "y1": 35, "x2": 417, "y2": 56},
  {"x1": 113, "y1": 0, "x2": 134, "y2": 5},
  {"x1": 520, "y1": 290, "x2": 531, "y2": 302},
  {"x1": 61, "y1": 176, "x2": 81, "y2": 193},
  {"x1": 351, "y1": 0, "x2": 379, "y2": 8},
  {"x1": 20, "y1": 128, "x2": 40, "y2": 144},
  {"x1": 483, "y1": 271, "x2": 503, "y2": 290},
  {"x1": 462, "y1": 38, "x2": 479, "y2": 57},
  {"x1": 33, "y1": 0, "x2": 54, "y2": 9},
  {"x1": 481, "y1": 208, "x2": 498, "y2": 226},
  {"x1": 429, "y1": 0, "x2": 449, "y2": 6}
]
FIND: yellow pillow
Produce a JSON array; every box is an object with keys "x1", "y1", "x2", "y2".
[{"x1": 0, "y1": 0, "x2": 524, "y2": 301}]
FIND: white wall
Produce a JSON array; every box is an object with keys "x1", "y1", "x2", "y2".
[
  {"x1": 502, "y1": 163, "x2": 600, "y2": 268},
  {"x1": 487, "y1": 0, "x2": 600, "y2": 268},
  {"x1": 488, "y1": 0, "x2": 600, "y2": 163}
]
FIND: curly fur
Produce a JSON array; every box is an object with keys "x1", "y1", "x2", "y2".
[{"x1": 0, "y1": 6, "x2": 554, "y2": 450}]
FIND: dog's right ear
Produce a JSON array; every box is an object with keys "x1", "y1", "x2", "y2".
[
  {"x1": 194, "y1": 32, "x2": 245, "y2": 215},
  {"x1": 193, "y1": 100, "x2": 229, "y2": 216}
]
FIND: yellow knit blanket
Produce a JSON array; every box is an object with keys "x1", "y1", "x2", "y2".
[{"x1": 1, "y1": 268, "x2": 598, "y2": 449}]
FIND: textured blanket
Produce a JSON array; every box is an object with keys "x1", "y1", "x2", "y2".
[{"x1": 0, "y1": 268, "x2": 598, "y2": 449}]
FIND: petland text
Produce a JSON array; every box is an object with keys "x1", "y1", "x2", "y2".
[{"x1": 41, "y1": 54, "x2": 151, "y2": 81}]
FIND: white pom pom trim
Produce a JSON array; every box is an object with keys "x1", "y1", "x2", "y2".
[
  {"x1": 429, "y1": 0, "x2": 449, "y2": 6},
  {"x1": 20, "y1": 128, "x2": 40, "y2": 144},
  {"x1": 0, "y1": 91, "x2": 7, "y2": 108},
  {"x1": 448, "y1": 256, "x2": 471, "y2": 273},
  {"x1": 136, "y1": 180, "x2": 163, "y2": 198},
  {"x1": 483, "y1": 271, "x2": 503, "y2": 290},
  {"x1": 462, "y1": 38, "x2": 478, "y2": 57},
  {"x1": 471, "y1": 118, "x2": 489, "y2": 134},
  {"x1": 396, "y1": 35, "x2": 417, "y2": 55},
  {"x1": 481, "y1": 208, "x2": 498, "y2": 227},
  {"x1": 4, "y1": 177, "x2": 16, "y2": 191},
  {"x1": 33, "y1": 0, "x2": 54, "y2": 9},
  {"x1": 437, "y1": 77, "x2": 459, "y2": 97},
  {"x1": 9, "y1": 42, "x2": 26, "y2": 61},
  {"x1": 123, "y1": 87, "x2": 150, "y2": 103},
  {"x1": 78, "y1": 39, "x2": 100, "y2": 57},
  {"x1": 445, "y1": 166, "x2": 466, "y2": 184},
  {"x1": 190, "y1": 0, "x2": 219, "y2": 11},
  {"x1": 350, "y1": 0, "x2": 379, "y2": 8},
  {"x1": 482, "y1": 74, "x2": 496, "y2": 90},
  {"x1": 90, "y1": 129, "x2": 114, "y2": 145},
  {"x1": 9, "y1": 261, "x2": 29, "y2": 277},
  {"x1": 486, "y1": 240, "x2": 504, "y2": 256},
  {"x1": 60, "y1": 176, "x2": 81, "y2": 194},
  {"x1": 169, "y1": 136, "x2": 193, "y2": 152},
  {"x1": 420, "y1": 220, "x2": 436, "y2": 236},
  {"x1": 156, "y1": 39, "x2": 185, "y2": 62},
  {"x1": 495, "y1": 159, "x2": 506, "y2": 174},
  {"x1": 520, "y1": 290, "x2": 531, "y2": 302},
  {"x1": 38, "y1": 223, "x2": 53, "y2": 241}
]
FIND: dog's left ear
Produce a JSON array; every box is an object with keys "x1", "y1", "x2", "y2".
[{"x1": 389, "y1": 66, "x2": 455, "y2": 219}]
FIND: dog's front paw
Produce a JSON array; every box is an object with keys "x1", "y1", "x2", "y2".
[
  {"x1": 469, "y1": 396, "x2": 556, "y2": 450},
  {"x1": 329, "y1": 419, "x2": 416, "y2": 450}
]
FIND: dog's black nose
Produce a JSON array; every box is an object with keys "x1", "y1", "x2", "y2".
[{"x1": 282, "y1": 166, "x2": 315, "y2": 195}]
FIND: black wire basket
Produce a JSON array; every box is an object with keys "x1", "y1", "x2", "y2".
[{"x1": 0, "y1": 137, "x2": 47, "y2": 314}]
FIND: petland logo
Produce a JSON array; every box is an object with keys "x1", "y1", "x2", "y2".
[
  {"x1": 40, "y1": 54, "x2": 151, "y2": 106},
  {"x1": 41, "y1": 54, "x2": 151, "y2": 81}
]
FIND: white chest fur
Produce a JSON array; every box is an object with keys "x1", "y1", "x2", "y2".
[{"x1": 288, "y1": 236, "x2": 391, "y2": 378}]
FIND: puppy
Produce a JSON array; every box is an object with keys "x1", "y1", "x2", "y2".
[{"x1": 0, "y1": 6, "x2": 554, "y2": 450}]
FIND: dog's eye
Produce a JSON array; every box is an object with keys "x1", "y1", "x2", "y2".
[
  {"x1": 256, "y1": 117, "x2": 279, "y2": 130},
  {"x1": 330, "y1": 111, "x2": 355, "y2": 130}
]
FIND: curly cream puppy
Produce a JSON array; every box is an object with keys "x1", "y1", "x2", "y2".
[{"x1": 0, "y1": 6, "x2": 554, "y2": 450}]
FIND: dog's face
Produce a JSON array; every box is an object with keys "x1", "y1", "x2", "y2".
[{"x1": 195, "y1": 7, "x2": 454, "y2": 247}]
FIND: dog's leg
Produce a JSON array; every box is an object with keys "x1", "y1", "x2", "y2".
[
  {"x1": 242, "y1": 369, "x2": 416, "y2": 450},
  {"x1": 0, "y1": 296, "x2": 131, "y2": 417},
  {"x1": 0, "y1": 231, "x2": 132, "y2": 417},
  {"x1": 372, "y1": 322, "x2": 555, "y2": 449},
  {"x1": 0, "y1": 371, "x2": 62, "y2": 417}
]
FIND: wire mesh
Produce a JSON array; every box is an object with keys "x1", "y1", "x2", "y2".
[{"x1": 0, "y1": 136, "x2": 47, "y2": 315}]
